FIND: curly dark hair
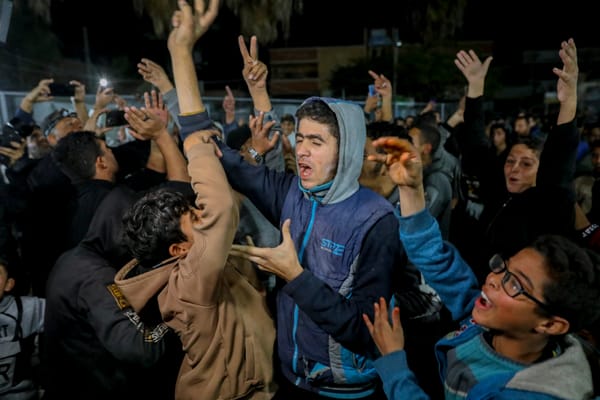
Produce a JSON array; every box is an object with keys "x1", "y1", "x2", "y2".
[
  {"x1": 532, "y1": 234, "x2": 600, "y2": 332},
  {"x1": 122, "y1": 189, "x2": 191, "y2": 267}
]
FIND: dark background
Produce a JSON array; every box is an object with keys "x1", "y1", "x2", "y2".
[
  {"x1": 2, "y1": 0, "x2": 599, "y2": 103},
  {"x1": 45, "y1": 0, "x2": 600, "y2": 83}
]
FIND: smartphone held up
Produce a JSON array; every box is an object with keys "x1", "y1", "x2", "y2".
[{"x1": 49, "y1": 83, "x2": 76, "y2": 97}]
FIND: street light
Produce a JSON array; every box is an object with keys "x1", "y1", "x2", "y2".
[{"x1": 391, "y1": 28, "x2": 402, "y2": 99}]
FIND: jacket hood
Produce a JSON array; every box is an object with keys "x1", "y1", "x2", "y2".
[
  {"x1": 114, "y1": 257, "x2": 177, "y2": 312},
  {"x1": 426, "y1": 145, "x2": 457, "y2": 181},
  {"x1": 79, "y1": 185, "x2": 137, "y2": 266},
  {"x1": 298, "y1": 97, "x2": 365, "y2": 205}
]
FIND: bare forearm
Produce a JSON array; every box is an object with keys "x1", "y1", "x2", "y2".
[
  {"x1": 381, "y1": 96, "x2": 393, "y2": 122},
  {"x1": 557, "y1": 100, "x2": 576, "y2": 126},
  {"x1": 155, "y1": 129, "x2": 190, "y2": 182},
  {"x1": 399, "y1": 185, "x2": 426, "y2": 217},
  {"x1": 248, "y1": 87, "x2": 271, "y2": 112},
  {"x1": 73, "y1": 100, "x2": 89, "y2": 124},
  {"x1": 171, "y1": 50, "x2": 205, "y2": 114}
]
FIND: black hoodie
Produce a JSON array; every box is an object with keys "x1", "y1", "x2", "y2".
[{"x1": 43, "y1": 185, "x2": 182, "y2": 400}]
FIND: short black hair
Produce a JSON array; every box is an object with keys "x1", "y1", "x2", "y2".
[
  {"x1": 532, "y1": 234, "x2": 600, "y2": 332},
  {"x1": 280, "y1": 114, "x2": 295, "y2": 124},
  {"x1": 52, "y1": 130, "x2": 104, "y2": 184},
  {"x1": 225, "y1": 125, "x2": 251, "y2": 151},
  {"x1": 0, "y1": 255, "x2": 12, "y2": 279},
  {"x1": 122, "y1": 189, "x2": 191, "y2": 267},
  {"x1": 411, "y1": 120, "x2": 441, "y2": 153},
  {"x1": 296, "y1": 99, "x2": 339, "y2": 141},
  {"x1": 366, "y1": 121, "x2": 409, "y2": 141},
  {"x1": 589, "y1": 139, "x2": 600, "y2": 152},
  {"x1": 510, "y1": 135, "x2": 545, "y2": 158}
]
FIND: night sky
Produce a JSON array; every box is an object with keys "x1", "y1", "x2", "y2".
[{"x1": 45, "y1": 0, "x2": 600, "y2": 87}]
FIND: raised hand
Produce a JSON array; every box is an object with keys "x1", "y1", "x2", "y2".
[
  {"x1": 20, "y1": 79, "x2": 53, "y2": 113},
  {"x1": 190, "y1": 0, "x2": 220, "y2": 41},
  {"x1": 368, "y1": 70, "x2": 391, "y2": 98},
  {"x1": 138, "y1": 58, "x2": 174, "y2": 93},
  {"x1": 94, "y1": 84, "x2": 115, "y2": 110},
  {"x1": 362, "y1": 297, "x2": 405, "y2": 356},
  {"x1": 69, "y1": 80, "x2": 86, "y2": 103},
  {"x1": 230, "y1": 219, "x2": 303, "y2": 282},
  {"x1": 454, "y1": 49, "x2": 492, "y2": 98},
  {"x1": 0, "y1": 140, "x2": 26, "y2": 167},
  {"x1": 124, "y1": 105, "x2": 165, "y2": 142},
  {"x1": 168, "y1": 0, "x2": 219, "y2": 53},
  {"x1": 370, "y1": 137, "x2": 422, "y2": 188},
  {"x1": 249, "y1": 111, "x2": 279, "y2": 155},
  {"x1": 144, "y1": 90, "x2": 169, "y2": 126},
  {"x1": 554, "y1": 38, "x2": 578, "y2": 125},
  {"x1": 238, "y1": 35, "x2": 268, "y2": 90}
]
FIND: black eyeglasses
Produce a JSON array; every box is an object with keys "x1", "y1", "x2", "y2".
[{"x1": 488, "y1": 254, "x2": 551, "y2": 312}]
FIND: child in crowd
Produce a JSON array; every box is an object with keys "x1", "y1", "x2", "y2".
[
  {"x1": 0, "y1": 257, "x2": 45, "y2": 399},
  {"x1": 363, "y1": 38, "x2": 600, "y2": 400}
]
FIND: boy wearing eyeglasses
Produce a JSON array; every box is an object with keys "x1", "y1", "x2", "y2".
[{"x1": 363, "y1": 38, "x2": 600, "y2": 399}]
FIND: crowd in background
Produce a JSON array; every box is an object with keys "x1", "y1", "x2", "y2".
[{"x1": 0, "y1": 1, "x2": 600, "y2": 399}]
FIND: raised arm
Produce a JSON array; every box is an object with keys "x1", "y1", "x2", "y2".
[
  {"x1": 125, "y1": 90, "x2": 190, "y2": 183},
  {"x1": 555, "y1": 38, "x2": 578, "y2": 126},
  {"x1": 238, "y1": 35, "x2": 271, "y2": 113},
  {"x1": 168, "y1": 0, "x2": 219, "y2": 115},
  {"x1": 238, "y1": 35, "x2": 284, "y2": 169},
  {"x1": 453, "y1": 49, "x2": 493, "y2": 154},
  {"x1": 138, "y1": 57, "x2": 181, "y2": 127},
  {"x1": 368, "y1": 70, "x2": 393, "y2": 122},
  {"x1": 17, "y1": 78, "x2": 53, "y2": 123},
  {"x1": 537, "y1": 38, "x2": 579, "y2": 188},
  {"x1": 370, "y1": 137, "x2": 479, "y2": 319}
]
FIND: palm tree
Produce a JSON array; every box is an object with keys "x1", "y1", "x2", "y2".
[{"x1": 17, "y1": 0, "x2": 305, "y2": 45}]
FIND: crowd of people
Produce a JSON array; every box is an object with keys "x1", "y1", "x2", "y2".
[{"x1": 0, "y1": 0, "x2": 599, "y2": 399}]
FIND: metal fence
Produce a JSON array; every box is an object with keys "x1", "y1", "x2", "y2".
[{"x1": 0, "y1": 90, "x2": 454, "y2": 126}]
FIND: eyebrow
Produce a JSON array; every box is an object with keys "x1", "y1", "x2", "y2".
[
  {"x1": 510, "y1": 262, "x2": 536, "y2": 290},
  {"x1": 296, "y1": 132, "x2": 326, "y2": 143},
  {"x1": 507, "y1": 155, "x2": 536, "y2": 162}
]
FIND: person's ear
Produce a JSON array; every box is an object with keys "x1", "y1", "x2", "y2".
[
  {"x1": 4, "y1": 277, "x2": 15, "y2": 293},
  {"x1": 96, "y1": 155, "x2": 107, "y2": 170},
  {"x1": 168, "y1": 242, "x2": 191, "y2": 257},
  {"x1": 422, "y1": 142, "x2": 433, "y2": 156},
  {"x1": 535, "y1": 315, "x2": 570, "y2": 336},
  {"x1": 47, "y1": 134, "x2": 58, "y2": 147}
]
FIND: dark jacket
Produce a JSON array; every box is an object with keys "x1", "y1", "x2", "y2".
[
  {"x1": 179, "y1": 98, "x2": 422, "y2": 398},
  {"x1": 43, "y1": 186, "x2": 181, "y2": 400}
]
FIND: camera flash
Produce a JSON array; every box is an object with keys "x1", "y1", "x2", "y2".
[{"x1": 99, "y1": 78, "x2": 108, "y2": 87}]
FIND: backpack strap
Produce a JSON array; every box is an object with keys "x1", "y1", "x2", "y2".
[
  {"x1": 0, "y1": 296, "x2": 22, "y2": 342},
  {"x1": 13, "y1": 296, "x2": 22, "y2": 341}
]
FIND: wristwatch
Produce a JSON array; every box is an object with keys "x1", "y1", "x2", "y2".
[{"x1": 247, "y1": 146, "x2": 264, "y2": 163}]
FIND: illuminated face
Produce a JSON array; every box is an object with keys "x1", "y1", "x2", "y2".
[
  {"x1": 281, "y1": 120, "x2": 295, "y2": 137},
  {"x1": 98, "y1": 140, "x2": 119, "y2": 181},
  {"x1": 295, "y1": 119, "x2": 338, "y2": 189},
  {"x1": 514, "y1": 118, "x2": 530, "y2": 137},
  {"x1": 473, "y1": 248, "x2": 551, "y2": 333},
  {"x1": 49, "y1": 117, "x2": 84, "y2": 146},
  {"x1": 26, "y1": 127, "x2": 51, "y2": 159},
  {"x1": 0, "y1": 265, "x2": 14, "y2": 301},
  {"x1": 504, "y1": 144, "x2": 539, "y2": 193},
  {"x1": 492, "y1": 127, "x2": 507, "y2": 150}
]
